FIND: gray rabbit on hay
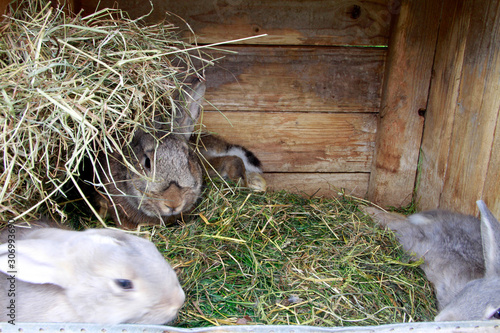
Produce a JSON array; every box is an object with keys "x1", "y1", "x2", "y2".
[
  {"x1": 93, "y1": 79, "x2": 266, "y2": 229},
  {"x1": 0, "y1": 220, "x2": 185, "y2": 324},
  {"x1": 363, "y1": 200, "x2": 500, "y2": 321}
]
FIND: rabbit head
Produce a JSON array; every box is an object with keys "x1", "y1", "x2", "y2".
[
  {"x1": 363, "y1": 201, "x2": 500, "y2": 321},
  {"x1": 95, "y1": 80, "x2": 206, "y2": 229},
  {"x1": 434, "y1": 200, "x2": 500, "y2": 321},
  {"x1": 0, "y1": 224, "x2": 185, "y2": 324}
]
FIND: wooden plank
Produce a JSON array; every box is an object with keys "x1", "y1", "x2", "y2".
[
  {"x1": 77, "y1": 0, "x2": 392, "y2": 46},
  {"x1": 203, "y1": 46, "x2": 386, "y2": 113},
  {"x1": 415, "y1": 0, "x2": 472, "y2": 211},
  {"x1": 366, "y1": 0, "x2": 443, "y2": 207},
  {"x1": 264, "y1": 173, "x2": 370, "y2": 198},
  {"x1": 200, "y1": 111, "x2": 377, "y2": 173},
  {"x1": 0, "y1": 0, "x2": 9, "y2": 16},
  {"x1": 439, "y1": 0, "x2": 500, "y2": 215},
  {"x1": 484, "y1": 110, "x2": 500, "y2": 217}
]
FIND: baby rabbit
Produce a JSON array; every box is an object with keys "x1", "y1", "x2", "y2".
[
  {"x1": 362, "y1": 200, "x2": 500, "y2": 321},
  {"x1": 194, "y1": 133, "x2": 267, "y2": 192},
  {"x1": 93, "y1": 78, "x2": 265, "y2": 229},
  {"x1": 0, "y1": 220, "x2": 185, "y2": 324}
]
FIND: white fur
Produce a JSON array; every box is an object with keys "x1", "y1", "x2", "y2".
[
  {"x1": 205, "y1": 147, "x2": 262, "y2": 173},
  {"x1": 0, "y1": 224, "x2": 185, "y2": 324}
]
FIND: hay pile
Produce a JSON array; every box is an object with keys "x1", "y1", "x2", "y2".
[
  {"x1": 146, "y1": 180, "x2": 437, "y2": 327},
  {"x1": 0, "y1": 0, "x2": 213, "y2": 222}
]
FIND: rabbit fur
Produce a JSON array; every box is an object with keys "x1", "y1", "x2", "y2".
[
  {"x1": 362, "y1": 200, "x2": 500, "y2": 321},
  {"x1": 93, "y1": 78, "x2": 265, "y2": 229},
  {"x1": 195, "y1": 133, "x2": 266, "y2": 192},
  {"x1": 0, "y1": 220, "x2": 185, "y2": 324}
]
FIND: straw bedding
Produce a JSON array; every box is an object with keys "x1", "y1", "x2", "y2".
[{"x1": 148, "y1": 180, "x2": 437, "y2": 327}]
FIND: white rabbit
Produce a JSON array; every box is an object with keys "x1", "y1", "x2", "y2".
[
  {"x1": 92, "y1": 78, "x2": 265, "y2": 229},
  {"x1": 0, "y1": 220, "x2": 185, "y2": 324},
  {"x1": 362, "y1": 200, "x2": 500, "y2": 321}
]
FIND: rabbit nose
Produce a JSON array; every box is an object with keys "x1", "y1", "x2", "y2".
[{"x1": 161, "y1": 183, "x2": 184, "y2": 215}]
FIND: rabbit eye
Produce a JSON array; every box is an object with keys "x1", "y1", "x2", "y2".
[
  {"x1": 492, "y1": 308, "x2": 500, "y2": 319},
  {"x1": 143, "y1": 155, "x2": 151, "y2": 170},
  {"x1": 115, "y1": 279, "x2": 134, "y2": 290}
]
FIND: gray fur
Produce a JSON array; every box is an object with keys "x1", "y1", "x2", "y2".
[
  {"x1": 363, "y1": 200, "x2": 500, "y2": 321},
  {"x1": 0, "y1": 222, "x2": 185, "y2": 324},
  {"x1": 93, "y1": 79, "x2": 266, "y2": 228},
  {"x1": 94, "y1": 80, "x2": 206, "y2": 229}
]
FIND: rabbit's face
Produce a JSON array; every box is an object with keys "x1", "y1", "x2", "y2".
[
  {"x1": 124, "y1": 132, "x2": 203, "y2": 219},
  {"x1": 435, "y1": 277, "x2": 500, "y2": 321},
  {"x1": 0, "y1": 227, "x2": 185, "y2": 324},
  {"x1": 65, "y1": 230, "x2": 185, "y2": 324}
]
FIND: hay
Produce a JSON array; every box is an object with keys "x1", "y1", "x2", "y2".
[
  {"x1": 0, "y1": 0, "x2": 219, "y2": 223},
  {"x1": 144, "y1": 180, "x2": 437, "y2": 327}
]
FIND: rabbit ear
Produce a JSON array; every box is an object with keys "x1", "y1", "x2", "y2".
[
  {"x1": 477, "y1": 200, "x2": 500, "y2": 277},
  {"x1": 173, "y1": 79, "x2": 206, "y2": 139},
  {"x1": 0, "y1": 239, "x2": 65, "y2": 285}
]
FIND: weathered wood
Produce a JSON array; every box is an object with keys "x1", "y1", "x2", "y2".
[
  {"x1": 203, "y1": 46, "x2": 386, "y2": 113},
  {"x1": 77, "y1": 0, "x2": 392, "y2": 46},
  {"x1": 264, "y1": 172, "x2": 370, "y2": 198},
  {"x1": 367, "y1": 0, "x2": 443, "y2": 207},
  {"x1": 417, "y1": 0, "x2": 500, "y2": 217},
  {"x1": 415, "y1": 0, "x2": 472, "y2": 211},
  {"x1": 0, "y1": 0, "x2": 9, "y2": 16},
  {"x1": 200, "y1": 111, "x2": 377, "y2": 173},
  {"x1": 438, "y1": 0, "x2": 500, "y2": 216}
]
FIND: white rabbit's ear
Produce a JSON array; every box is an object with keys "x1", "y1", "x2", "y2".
[
  {"x1": 477, "y1": 200, "x2": 500, "y2": 277},
  {"x1": 174, "y1": 79, "x2": 206, "y2": 139},
  {"x1": 0, "y1": 239, "x2": 66, "y2": 286}
]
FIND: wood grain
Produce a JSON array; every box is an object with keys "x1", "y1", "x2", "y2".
[
  {"x1": 415, "y1": 0, "x2": 472, "y2": 211},
  {"x1": 367, "y1": 0, "x2": 442, "y2": 207},
  {"x1": 264, "y1": 172, "x2": 370, "y2": 198},
  {"x1": 416, "y1": 0, "x2": 500, "y2": 217},
  {"x1": 439, "y1": 0, "x2": 500, "y2": 216},
  {"x1": 200, "y1": 111, "x2": 377, "y2": 173},
  {"x1": 77, "y1": 0, "x2": 392, "y2": 46},
  {"x1": 203, "y1": 46, "x2": 386, "y2": 113}
]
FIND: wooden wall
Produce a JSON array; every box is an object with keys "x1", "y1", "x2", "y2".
[
  {"x1": 415, "y1": 0, "x2": 500, "y2": 216},
  {"x1": 368, "y1": 0, "x2": 500, "y2": 217},
  {"x1": 5, "y1": 0, "x2": 500, "y2": 216},
  {"x1": 75, "y1": 0, "x2": 393, "y2": 198}
]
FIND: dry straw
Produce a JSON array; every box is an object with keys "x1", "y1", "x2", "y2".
[
  {"x1": 147, "y1": 180, "x2": 437, "y2": 327},
  {"x1": 0, "y1": 0, "x2": 227, "y2": 223}
]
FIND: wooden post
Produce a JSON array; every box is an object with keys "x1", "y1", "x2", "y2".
[{"x1": 367, "y1": 0, "x2": 443, "y2": 207}]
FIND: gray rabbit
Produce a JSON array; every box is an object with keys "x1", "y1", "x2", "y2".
[
  {"x1": 0, "y1": 220, "x2": 185, "y2": 324},
  {"x1": 93, "y1": 79, "x2": 266, "y2": 229},
  {"x1": 363, "y1": 200, "x2": 500, "y2": 321}
]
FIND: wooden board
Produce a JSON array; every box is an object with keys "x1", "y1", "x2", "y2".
[
  {"x1": 77, "y1": 0, "x2": 392, "y2": 46},
  {"x1": 415, "y1": 0, "x2": 472, "y2": 211},
  {"x1": 366, "y1": 0, "x2": 442, "y2": 207},
  {"x1": 200, "y1": 111, "x2": 377, "y2": 173},
  {"x1": 0, "y1": 0, "x2": 9, "y2": 16},
  {"x1": 264, "y1": 173, "x2": 370, "y2": 198},
  {"x1": 416, "y1": 0, "x2": 500, "y2": 216},
  {"x1": 203, "y1": 46, "x2": 386, "y2": 113},
  {"x1": 437, "y1": 0, "x2": 500, "y2": 216}
]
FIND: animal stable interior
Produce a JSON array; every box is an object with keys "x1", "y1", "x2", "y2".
[
  {"x1": 0, "y1": 0, "x2": 496, "y2": 215},
  {"x1": 1, "y1": 0, "x2": 500, "y2": 331},
  {"x1": 63, "y1": 0, "x2": 500, "y2": 218}
]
